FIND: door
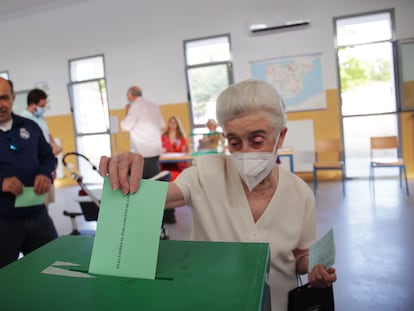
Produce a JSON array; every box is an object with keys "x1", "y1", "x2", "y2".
[{"x1": 335, "y1": 10, "x2": 399, "y2": 178}]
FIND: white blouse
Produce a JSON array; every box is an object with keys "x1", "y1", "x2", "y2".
[{"x1": 175, "y1": 154, "x2": 316, "y2": 311}]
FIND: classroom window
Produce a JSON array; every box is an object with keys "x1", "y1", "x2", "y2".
[
  {"x1": 68, "y1": 55, "x2": 111, "y2": 184},
  {"x1": 336, "y1": 12, "x2": 392, "y2": 46},
  {"x1": 184, "y1": 35, "x2": 233, "y2": 131}
]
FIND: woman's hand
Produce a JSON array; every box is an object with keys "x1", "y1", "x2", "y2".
[
  {"x1": 308, "y1": 264, "x2": 337, "y2": 288},
  {"x1": 99, "y1": 151, "x2": 144, "y2": 194}
]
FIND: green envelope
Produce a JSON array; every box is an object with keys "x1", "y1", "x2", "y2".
[
  {"x1": 89, "y1": 177, "x2": 168, "y2": 279},
  {"x1": 14, "y1": 187, "x2": 45, "y2": 208}
]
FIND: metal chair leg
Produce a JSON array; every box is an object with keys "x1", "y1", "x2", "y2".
[
  {"x1": 403, "y1": 166, "x2": 409, "y2": 196},
  {"x1": 313, "y1": 169, "x2": 317, "y2": 195},
  {"x1": 370, "y1": 165, "x2": 376, "y2": 196}
]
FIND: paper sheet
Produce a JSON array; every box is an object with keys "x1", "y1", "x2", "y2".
[
  {"x1": 14, "y1": 187, "x2": 44, "y2": 208},
  {"x1": 42, "y1": 261, "x2": 95, "y2": 279},
  {"x1": 309, "y1": 228, "x2": 336, "y2": 271},
  {"x1": 88, "y1": 177, "x2": 168, "y2": 279},
  {"x1": 161, "y1": 152, "x2": 187, "y2": 158}
]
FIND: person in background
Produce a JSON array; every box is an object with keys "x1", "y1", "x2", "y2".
[
  {"x1": 0, "y1": 78, "x2": 58, "y2": 268},
  {"x1": 20, "y1": 88, "x2": 62, "y2": 206},
  {"x1": 161, "y1": 116, "x2": 189, "y2": 180},
  {"x1": 21, "y1": 89, "x2": 62, "y2": 156},
  {"x1": 160, "y1": 116, "x2": 189, "y2": 224},
  {"x1": 206, "y1": 118, "x2": 217, "y2": 132},
  {"x1": 120, "y1": 86, "x2": 165, "y2": 179},
  {"x1": 198, "y1": 118, "x2": 223, "y2": 151},
  {"x1": 99, "y1": 79, "x2": 337, "y2": 311},
  {"x1": 125, "y1": 101, "x2": 131, "y2": 115}
]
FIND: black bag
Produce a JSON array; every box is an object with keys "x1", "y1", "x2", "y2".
[{"x1": 288, "y1": 282, "x2": 335, "y2": 311}]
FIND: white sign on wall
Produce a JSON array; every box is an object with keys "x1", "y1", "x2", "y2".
[{"x1": 281, "y1": 119, "x2": 315, "y2": 172}]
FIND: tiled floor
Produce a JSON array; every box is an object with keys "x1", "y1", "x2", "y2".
[{"x1": 49, "y1": 177, "x2": 414, "y2": 311}]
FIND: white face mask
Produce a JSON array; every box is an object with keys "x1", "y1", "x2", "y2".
[{"x1": 230, "y1": 133, "x2": 280, "y2": 191}]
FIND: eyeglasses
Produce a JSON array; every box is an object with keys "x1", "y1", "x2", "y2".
[{"x1": 6, "y1": 131, "x2": 20, "y2": 152}]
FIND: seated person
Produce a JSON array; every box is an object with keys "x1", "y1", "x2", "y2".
[
  {"x1": 161, "y1": 116, "x2": 189, "y2": 181},
  {"x1": 160, "y1": 116, "x2": 189, "y2": 224},
  {"x1": 198, "y1": 119, "x2": 223, "y2": 151}
]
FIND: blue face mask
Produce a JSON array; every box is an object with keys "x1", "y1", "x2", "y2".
[{"x1": 34, "y1": 107, "x2": 45, "y2": 118}]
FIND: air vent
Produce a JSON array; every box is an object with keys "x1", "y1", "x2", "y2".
[{"x1": 250, "y1": 20, "x2": 311, "y2": 35}]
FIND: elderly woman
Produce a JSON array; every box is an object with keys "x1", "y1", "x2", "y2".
[{"x1": 100, "y1": 79, "x2": 336, "y2": 311}]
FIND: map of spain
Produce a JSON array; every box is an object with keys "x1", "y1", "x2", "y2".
[{"x1": 251, "y1": 55, "x2": 326, "y2": 112}]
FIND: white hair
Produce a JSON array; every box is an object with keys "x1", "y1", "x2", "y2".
[{"x1": 216, "y1": 79, "x2": 286, "y2": 133}]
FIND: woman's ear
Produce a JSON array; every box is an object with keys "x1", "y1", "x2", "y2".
[{"x1": 278, "y1": 127, "x2": 288, "y2": 148}]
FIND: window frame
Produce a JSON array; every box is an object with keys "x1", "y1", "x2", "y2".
[
  {"x1": 67, "y1": 54, "x2": 111, "y2": 184},
  {"x1": 183, "y1": 34, "x2": 234, "y2": 132}
]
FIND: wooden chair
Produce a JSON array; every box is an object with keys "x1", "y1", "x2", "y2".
[
  {"x1": 313, "y1": 139, "x2": 345, "y2": 195},
  {"x1": 369, "y1": 136, "x2": 409, "y2": 196}
]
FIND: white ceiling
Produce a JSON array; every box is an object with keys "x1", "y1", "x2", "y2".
[{"x1": 0, "y1": 0, "x2": 87, "y2": 21}]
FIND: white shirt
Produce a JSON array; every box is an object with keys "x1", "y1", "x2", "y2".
[
  {"x1": 175, "y1": 154, "x2": 316, "y2": 311},
  {"x1": 20, "y1": 110, "x2": 50, "y2": 143},
  {"x1": 121, "y1": 97, "x2": 165, "y2": 157}
]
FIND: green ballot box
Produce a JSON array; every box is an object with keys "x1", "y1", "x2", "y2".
[{"x1": 0, "y1": 236, "x2": 270, "y2": 311}]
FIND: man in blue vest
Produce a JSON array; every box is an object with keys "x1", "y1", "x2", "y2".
[{"x1": 0, "y1": 78, "x2": 58, "y2": 268}]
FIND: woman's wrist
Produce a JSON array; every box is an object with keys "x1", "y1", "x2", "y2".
[{"x1": 296, "y1": 255, "x2": 309, "y2": 274}]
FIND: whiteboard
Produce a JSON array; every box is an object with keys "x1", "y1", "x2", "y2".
[{"x1": 280, "y1": 120, "x2": 315, "y2": 172}]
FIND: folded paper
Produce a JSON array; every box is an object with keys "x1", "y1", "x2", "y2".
[{"x1": 309, "y1": 228, "x2": 336, "y2": 271}]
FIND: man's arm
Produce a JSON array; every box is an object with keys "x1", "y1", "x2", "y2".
[
  {"x1": 49, "y1": 134, "x2": 62, "y2": 156},
  {"x1": 36, "y1": 125, "x2": 58, "y2": 180},
  {"x1": 120, "y1": 102, "x2": 139, "y2": 132}
]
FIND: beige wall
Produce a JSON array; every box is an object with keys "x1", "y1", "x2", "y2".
[{"x1": 51, "y1": 89, "x2": 414, "y2": 186}]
